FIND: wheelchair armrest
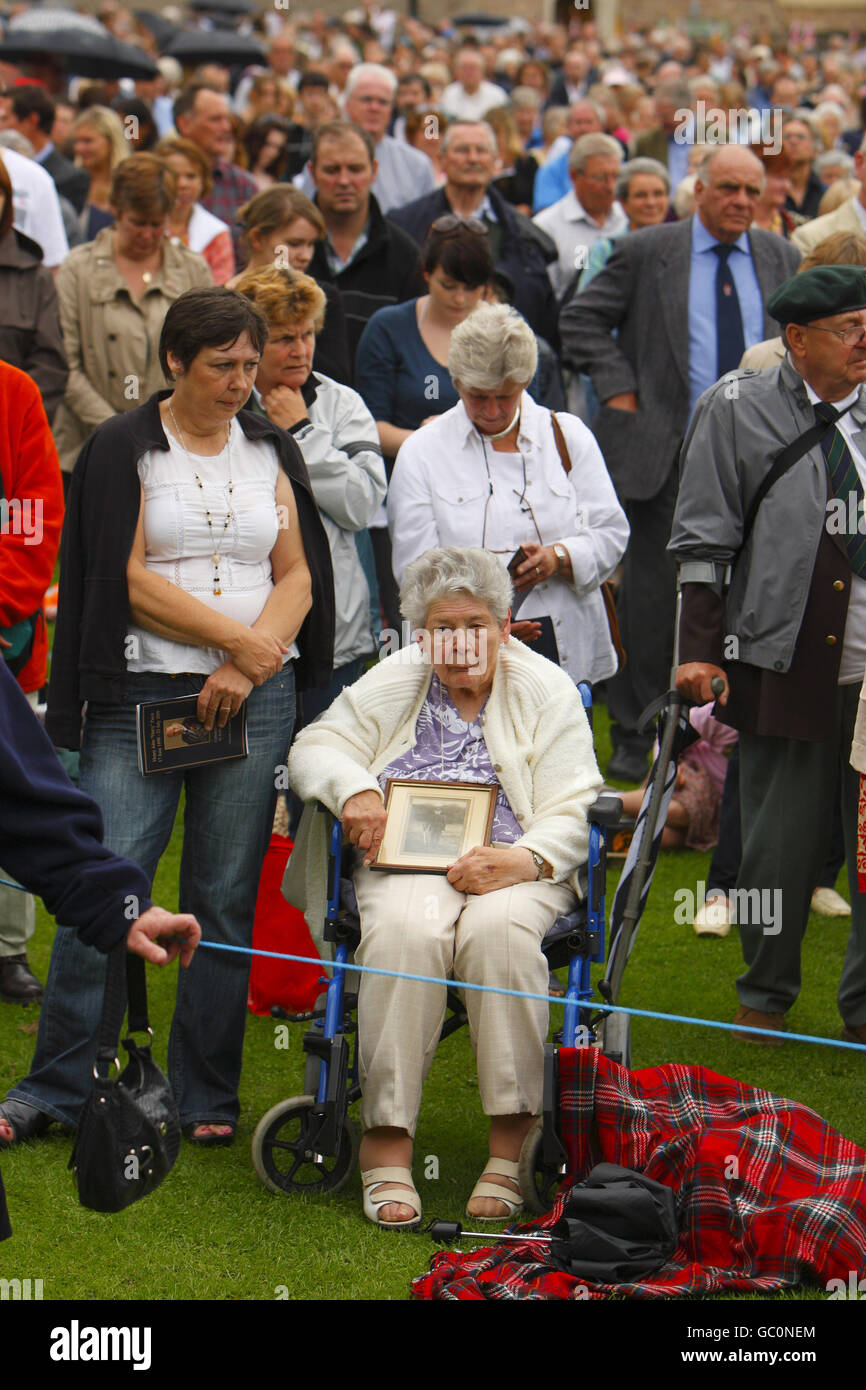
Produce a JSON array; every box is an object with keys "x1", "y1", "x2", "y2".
[{"x1": 587, "y1": 792, "x2": 623, "y2": 826}]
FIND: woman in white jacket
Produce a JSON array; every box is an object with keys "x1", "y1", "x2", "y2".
[
  {"x1": 388, "y1": 302, "x2": 628, "y2": 688},
  {"x1": 285, "y1": 547, "x2": 602, "y2": 1230}
]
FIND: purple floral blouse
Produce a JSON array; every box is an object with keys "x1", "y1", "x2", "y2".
[{"x1": 378, "y1": 674, "x2": 521, "y2": 843}]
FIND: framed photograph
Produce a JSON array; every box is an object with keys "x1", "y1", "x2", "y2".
[{"x1": 370, "y1": 780, "x2": 497, "y2": 874}]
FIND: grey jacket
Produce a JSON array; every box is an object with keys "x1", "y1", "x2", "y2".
[
  {"x1": 668, "y1": 356, "x2": 866, "y2": 673},
  {"x1": 287, "y1": 373, "x2": 386, "y2": 669},
  {"x1": 559, "y1": 217, "x2": 801, "y2": 501}
]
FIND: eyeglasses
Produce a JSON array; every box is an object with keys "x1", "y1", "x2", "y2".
[
  {"x1": 430, "y1": 214, "x2": 489, "y2": 238},
  {"x1": 579, "y1": 171, "x2": 619, "y2": 185},
  {"x1": 804, "y1": 321, "x2": 866, "y2": 348}
]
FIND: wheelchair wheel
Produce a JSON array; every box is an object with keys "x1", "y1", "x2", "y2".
[
  {"x1": 518, "y1": 1118, "x2": 569, "y2": 1215},
  {"x1": 601, "y1": 1011, "x2": 632, "y2": 1069},
  {"x1": 252, "y1": 1095, "x2": 358, "y2": 1197}
]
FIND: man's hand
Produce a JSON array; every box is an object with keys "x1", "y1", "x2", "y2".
[
  {"x1": 446, "y1": 845, "x2": 543, "y2": 895},
  {"x1": 676, "y1": 662, "x2": 729, "y2": 706},
  {"x1": 605, "y1": 393, "x2": 638, "y2": 412},
  {"x1": 342, "y1": 790, "x2": 388, "y2": 866},
  {"x1": 127, "y1": 906, "x2": 201, "y2": 967}
]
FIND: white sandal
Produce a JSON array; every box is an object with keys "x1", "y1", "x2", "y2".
[
  {"x1": 361, "y1": 1166, "x2": 422, "y2": 1230},
  {"x1": 466, "y1": 1157, "x2": 524, "y2": 1222}
]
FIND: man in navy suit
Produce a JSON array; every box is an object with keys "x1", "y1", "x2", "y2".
[
  {"x1": 561, "y1": 145, "x2": 801, "y2": 782},
  {"x1": 0, "y1": 84, "x2": 90, "y2": 215}
]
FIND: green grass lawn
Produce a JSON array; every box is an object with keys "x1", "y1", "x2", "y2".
[{"x1": 1, "y1": 703, "x2": 863, "y2": 1302}]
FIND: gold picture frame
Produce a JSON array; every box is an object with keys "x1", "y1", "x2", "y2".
[{"x1": 370, "y1": 779, "x2": 497, "y2": 874}]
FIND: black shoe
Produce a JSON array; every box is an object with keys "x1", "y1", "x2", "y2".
[
  {"x1": 606, "y1": 748, "x2": 648, "y2": 784},
  {"x1": 0, "y1": 954, "x2": 44, "y2": 1004}
]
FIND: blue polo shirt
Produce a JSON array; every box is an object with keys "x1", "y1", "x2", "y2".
[{"x1": 688, "y1": 216, "x2": 764, "y2": 413}]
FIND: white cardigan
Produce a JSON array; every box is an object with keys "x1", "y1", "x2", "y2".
[{"x1": 282, "y1": 637, "x2": 602, "y2": 949}]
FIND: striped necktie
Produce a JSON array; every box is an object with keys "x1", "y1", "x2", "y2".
[{"x1": 814, "y1": 399, "x2": 866, "y2": 576}]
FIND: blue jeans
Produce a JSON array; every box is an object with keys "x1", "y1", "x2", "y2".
[{"x1": 8, "y1": 667, "x2": 295, "y2": 1129}]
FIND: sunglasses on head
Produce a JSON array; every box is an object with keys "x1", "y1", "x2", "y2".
[{"x1": 430, "y1": 214, "x2": 489, "y2": 238}]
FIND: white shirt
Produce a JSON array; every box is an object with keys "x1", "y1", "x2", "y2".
[
  {"x1": 0, "y1": 145, "x2": 68, "y2": 267},
  {"x1": 127, "y1": 420, "x2": 297, "y2": 674},
  {"x1": 387, "y1": 391, "x2": 629, "y2": 685},
  {"x1": 183, "y1": 201, "x2": 232, "y2": 255},
  {"x1": 804, "y1": 380, "x2": 866, "y2": 684},
  {"x1": 533, "y1": 189, "x2": 627, "y2": 299},
  {"x1": 440, "y1": 79, "x2": 509, "y2": 123}
]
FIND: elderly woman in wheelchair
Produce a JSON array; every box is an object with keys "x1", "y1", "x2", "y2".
[{"x1": 286, "y1": 546, "x2": 602, "y2": 1229}]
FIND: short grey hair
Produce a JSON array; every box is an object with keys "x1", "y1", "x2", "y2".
[
  {"x1": 568, "y1": 132, "x2": 623, "y2": 174},
  {"x1": 400, "y1": 547, "x2": 513, "y2": 629},
  {"x1": 815, "y1": 149, "x2": 854, "y2": 177},
  {"x1": 448, "y1": 302, "x2": 538, "y2": 390},
  {"x1": 441, "y1": 119, "x2": 497, "y2": 155},
  {"x1": 345, "y1": 63, "x2": 397, "y2": 101},
  {"x1": 616, "y1": 155, "x2": 670, "y2": 200}
]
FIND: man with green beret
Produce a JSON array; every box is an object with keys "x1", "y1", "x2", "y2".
[{"x1": 670, "y1": 264, "x2": 866, "y2": 1046}]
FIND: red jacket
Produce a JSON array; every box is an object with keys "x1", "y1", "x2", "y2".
[{"x1": 0, "y1": 361, "x2": 64, "y2": 693}]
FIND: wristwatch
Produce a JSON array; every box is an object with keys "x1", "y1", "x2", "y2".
[
  {"x1": 528, "y1": 849, "x2": 547, "y2": 880},
  {"x1": 553, "y1": 544, "x2": 568, "y2": 573}
]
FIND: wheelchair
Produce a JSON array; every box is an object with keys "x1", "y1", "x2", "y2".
[{"x1": 251, "y1": 685, "x2": 626, "y2": 1215}]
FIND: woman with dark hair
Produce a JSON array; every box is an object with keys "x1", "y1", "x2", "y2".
[
  {"x1": 0, "y1": 155, "x2": 67, "y2": 422},
  {"x1": 242, "y1": 116, "x2": 293, "y2": 191},
  {"x1": 355, "y1": 216, "x2": 494, "y2": 460},
  {"x1": 111, "y1": 96, "x2": 158, "y2": 152},
  {"x1": 52, "y1": 152, "x2": 213, "y2": 480},
  {"x1": 228, "y1": 185, "x2": 350, "y2": 385},
  {"x1": 0, "y1": 286, "x2": 334, "y2": 1150}
]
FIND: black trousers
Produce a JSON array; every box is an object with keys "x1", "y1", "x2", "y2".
[{"x1": 606, "y1": 468, "x2": 679, "y2": 757}]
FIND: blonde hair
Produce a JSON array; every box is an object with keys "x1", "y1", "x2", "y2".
[
  {"x1": 72, "y1": 104, "x2": 128, "y2": 171},
  {"x1": 233, "y1": 264, "x2": 327, "y2": 334}
]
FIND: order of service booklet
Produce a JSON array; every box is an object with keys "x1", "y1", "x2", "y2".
[{"x1": 136, "y1": 695, "x2": 248, "y2": 775}]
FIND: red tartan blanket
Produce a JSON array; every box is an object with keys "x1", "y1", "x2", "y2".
[{"x1": 411, "y1": 1048, "x2": 866, "y2": 1300}]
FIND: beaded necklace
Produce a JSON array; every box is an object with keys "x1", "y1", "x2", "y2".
[{"x1": 167, "y1": 402, "x2": 235, "y2": 597}]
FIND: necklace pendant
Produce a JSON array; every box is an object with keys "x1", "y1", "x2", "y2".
[
  {"x1": 213, "y1": 582, "x2": 222, "y2": 596},
  {"x1": 212, "y1": 552, "x2": 220, "y2": 566}
]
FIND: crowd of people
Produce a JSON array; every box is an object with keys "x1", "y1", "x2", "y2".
[{"x1": 2, "y1": 4, "x2": 866, "y2": 1232}]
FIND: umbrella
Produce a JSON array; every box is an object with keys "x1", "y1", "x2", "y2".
[
  {"x1": 188, "y1": 0, "x2": 256, "y2": 14},
  {"x1": 163, "y1": 29, "x2": 266, "y2": 67},
  {"x1": 133, "y1": 10, "x2": 182, "y2": 50},
  {"x1": 0, "y1": 7, "x2": 158, "y2": 80}
]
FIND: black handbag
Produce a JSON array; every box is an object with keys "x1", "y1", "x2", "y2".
[
  {"x1": 548, "y1": 1163, "x2": 678, "y2": 1282},
  {"x1": 69, "y1": 945, "x2": 180, "y2": 1212}
]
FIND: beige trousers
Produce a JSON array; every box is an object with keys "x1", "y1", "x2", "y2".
[{"x1": 352, "y1": 867, "x2": 576, "y2": 1136}]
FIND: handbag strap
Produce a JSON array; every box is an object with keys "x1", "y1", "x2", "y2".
[
  {"x1": 741, "y1": 398, "x2": 856, "y2": 547},
  {"x1": 550, "y1": 412, "x2": 572, "y2": 475},
  {"x1": 94, "y1": 946, "x2": 151, "y2": 1069}
]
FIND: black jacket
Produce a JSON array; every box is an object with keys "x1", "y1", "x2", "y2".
[
  {"x1": 46, "y1": 390, "x2": 335, "y2": 749},
  {"x1": 39, "y1": 146, "x2": 90, "y2": 216},
  {"x1": 307, "y1": 193, "x2": 426, "y2": 379},
  {"x1": 387, "y1": 184, "x2": 560, "y2": 348},
  {"x1": 1, "y1": 658, "x2": 152, "y2": 953},
  {"x1": 0, "y1": 227, "x2": 68, "y2": 421}
]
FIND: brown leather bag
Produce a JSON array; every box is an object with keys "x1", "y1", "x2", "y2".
[{"x1": 549, "y1": 412, "x2": 626, "y2": 672}]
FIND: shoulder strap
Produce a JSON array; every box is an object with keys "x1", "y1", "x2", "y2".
[
  {"x1": 741, "y1": 398, "x2": 856, "y2": 547},
  {"x1": 550, "y1": 412, "x2": 571, "y2": 475},
  {"x1": 93, "y1": 946, "x2": 151, "y2": 1070}
]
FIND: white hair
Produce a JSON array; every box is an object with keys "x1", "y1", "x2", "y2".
[
  {"x1": 448, "y1": 302, "x2": 538, "y2": 391},
  {"x1": 345, "y1": 63, "x2": 398, "y2": 101},
  {"x1": 400, "y1": 547, "x2": 513, "y2": 630},
  {"x1": 568, "y1": 132, "x2": 624, "y2": 173},
  {"x1": 440, "y1": 120, "x2": 497, "y2": 155}
]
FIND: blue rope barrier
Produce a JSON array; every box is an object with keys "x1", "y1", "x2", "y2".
[
  {"x1": 195, "y1": 939, "x2": 866, "y2": 1052},
  {"x1": 5, "y1": 875, "x2": 864, "y2": 1051}
]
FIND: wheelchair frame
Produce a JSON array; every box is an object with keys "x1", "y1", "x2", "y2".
[{"x1": 251, "y1": 685, "x2": 626, "y2": 1212}]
